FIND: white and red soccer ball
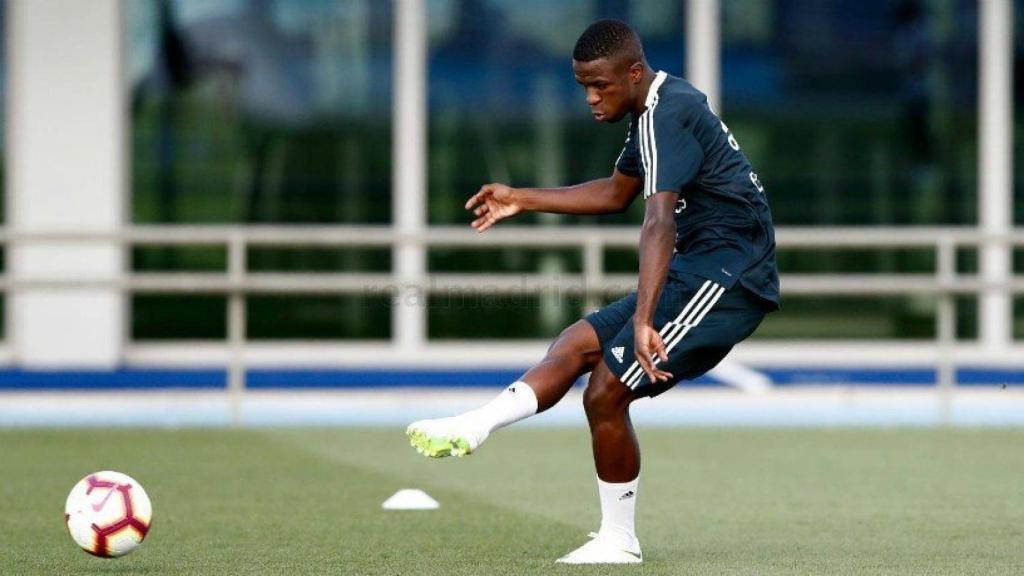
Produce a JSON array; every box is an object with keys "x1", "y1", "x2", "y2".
[{"x1": 64, "y1": 471, "x2": 152, "y2": 558}]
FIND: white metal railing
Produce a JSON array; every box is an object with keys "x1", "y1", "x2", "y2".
[{"x1": 2, "y1": 225, "x2": 1024, "y2": 422}]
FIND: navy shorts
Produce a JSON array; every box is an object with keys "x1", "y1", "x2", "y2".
[{"x1": 584, "y1": 273, "x2": 771, "y2": 397}]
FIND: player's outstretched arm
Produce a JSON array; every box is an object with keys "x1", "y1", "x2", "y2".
[
  {"x1": 465, "y1": 170, "x2": 642, "y2": 231},
  {"x1": 633, "y1": 191, "x2": 678, "y2": 384}
]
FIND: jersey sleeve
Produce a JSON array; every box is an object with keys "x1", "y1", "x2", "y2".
[
  {"x1": 641, "y1": 108, "x2": 704, "y2": 199},
  {"x1": 614, "y1": 123, "x2": 641, "y2": 177}
]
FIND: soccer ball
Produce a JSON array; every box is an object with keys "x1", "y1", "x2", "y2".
[{"x1": 64, "y1": 471, "x2": 152, "y2": 558}]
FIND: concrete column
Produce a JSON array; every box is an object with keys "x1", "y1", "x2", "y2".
[
  {"x1": 978, "y1": 0, "x2": 1013, "y2": 351},
  {"x1": 392, "y1": 0, "x2": 427, "y2": 350},
  {"x1": 7, "y1": 0, "x2": 126, "y2": 368}
]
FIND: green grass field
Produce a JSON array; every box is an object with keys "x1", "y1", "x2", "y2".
[{"x1": 1, "y1": 428, "x2": 1021, "y2": 575}]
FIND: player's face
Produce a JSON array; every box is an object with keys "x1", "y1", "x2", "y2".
[{"x1": 572, "y1": 57, "x2": 641, "y2": 123}]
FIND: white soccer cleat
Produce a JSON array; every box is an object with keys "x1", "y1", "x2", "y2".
[
  {"x1": 555, "y1": 532, "x2": 643, "y2": 564},
  {"x1": 405, "y1": 417, "x2": 487, "y2": 458}
]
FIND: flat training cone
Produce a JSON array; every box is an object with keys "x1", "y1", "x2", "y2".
[{"x1": 382, "y1": 489, "x2": 439, "y2": 510}]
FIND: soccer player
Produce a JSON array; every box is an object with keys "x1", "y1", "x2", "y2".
[{"x1": 407, "y1": 19, "x2": 779, "y2": 564}]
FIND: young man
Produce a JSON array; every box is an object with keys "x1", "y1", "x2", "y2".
[{"x1": 407, "y1": 19, "x2": 779, "y2": 564}]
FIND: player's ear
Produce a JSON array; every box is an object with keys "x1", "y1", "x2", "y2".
[{"x1": 629, "y1": 62, "x2": 644, "y2": 84}]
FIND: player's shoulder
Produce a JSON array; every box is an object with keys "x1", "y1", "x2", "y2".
[{"x1": 651, "y1": 73, "x2": 709, "y2": 126}]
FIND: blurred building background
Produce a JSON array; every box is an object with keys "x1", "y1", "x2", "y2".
[
  {"x1": 0, "y1": 0, "x2": 1022, "y2": 423},
  {"x1": 119, "y1": 0, "x2": 1008, "y2": 343}
]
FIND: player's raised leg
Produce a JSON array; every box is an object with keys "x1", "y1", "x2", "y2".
[
  {"x1": 556, "y1": 361, "x2": 643, "y2": 564},
  {"x1": 406, "y1": 319, "x2": 604, "y2": 458}
]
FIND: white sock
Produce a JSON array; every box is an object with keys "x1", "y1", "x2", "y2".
[
  {"x1": 597, "y1": 476, "x2": 639, "y2": 547},
  {"x1": 462, "y1": 381, "x2": 538, "y2": 436}
]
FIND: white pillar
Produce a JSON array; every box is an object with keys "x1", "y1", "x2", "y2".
[
  {"x1": 6, "y1": 0, "x2": 126, "y2": 368},
  {"x1": 978, "y1": 0, "x2": 1013, "y2": 351},
  {"x1": 392, "y1": 0, "x2": 427, "y2": 350},
  {"x1": 686, "y1": 0, "x2": 721, "y2": 113}
]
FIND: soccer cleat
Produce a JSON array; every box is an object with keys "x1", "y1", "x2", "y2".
[
  {"x1": 555, "y1": 532, "x2": 643, "y2": 564},
  {"x1": 405, "y1": 417, "x2": 486, "y2": 458}
]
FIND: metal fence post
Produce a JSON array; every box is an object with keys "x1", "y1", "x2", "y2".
[
  {"x1": 228, "y1": 232, "x2": 247, "y2": 426},
  {"x1": 687, "y1": 0, "x2": 721, "y2": 113},
  {"x1": 936, "y1": 237, "x2": 957, "y2": 425},
  {"x1": 583, "y1": 236, "x2": 604, "y2": 314}
]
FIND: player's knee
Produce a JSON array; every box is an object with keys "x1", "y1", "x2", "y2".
[{"x1": 583, "y1": 371, "x2": 631, "y2": 419}]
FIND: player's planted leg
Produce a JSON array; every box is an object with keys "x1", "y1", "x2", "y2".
[
  {"x1": 407, "y1": 320, "x2": 604, "y2": 458},
  {"x1": 557, "y1": 362, "x2": 643, "y2": 564}
]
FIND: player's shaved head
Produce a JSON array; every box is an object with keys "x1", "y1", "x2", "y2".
[
  {"x1": 572, "y1": 20, "x2": 650, "y2": 123},
  {"x1": 572, "y1": 19, "x2": 644, "y2": 66}
]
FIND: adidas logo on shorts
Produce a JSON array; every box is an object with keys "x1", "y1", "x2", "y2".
[{"x1": 611, "y1": 346, "x2": 625, "y2": 363}]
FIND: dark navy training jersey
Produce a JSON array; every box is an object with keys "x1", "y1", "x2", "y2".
[{"x1": 615, "y1": 71, "x2": 779, "y2": 307}]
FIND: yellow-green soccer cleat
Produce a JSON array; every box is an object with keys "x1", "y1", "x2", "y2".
[{"x1": 405, "y1": 417, "x2": 484, "y2": 458}]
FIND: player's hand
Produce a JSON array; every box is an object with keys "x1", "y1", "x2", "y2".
[
  {"x1": 465, "y1": 183, "x2": 522, "y2": 232},
  {"x1": 633, "y1": 322, "x2": 673, "y2": 384}
]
